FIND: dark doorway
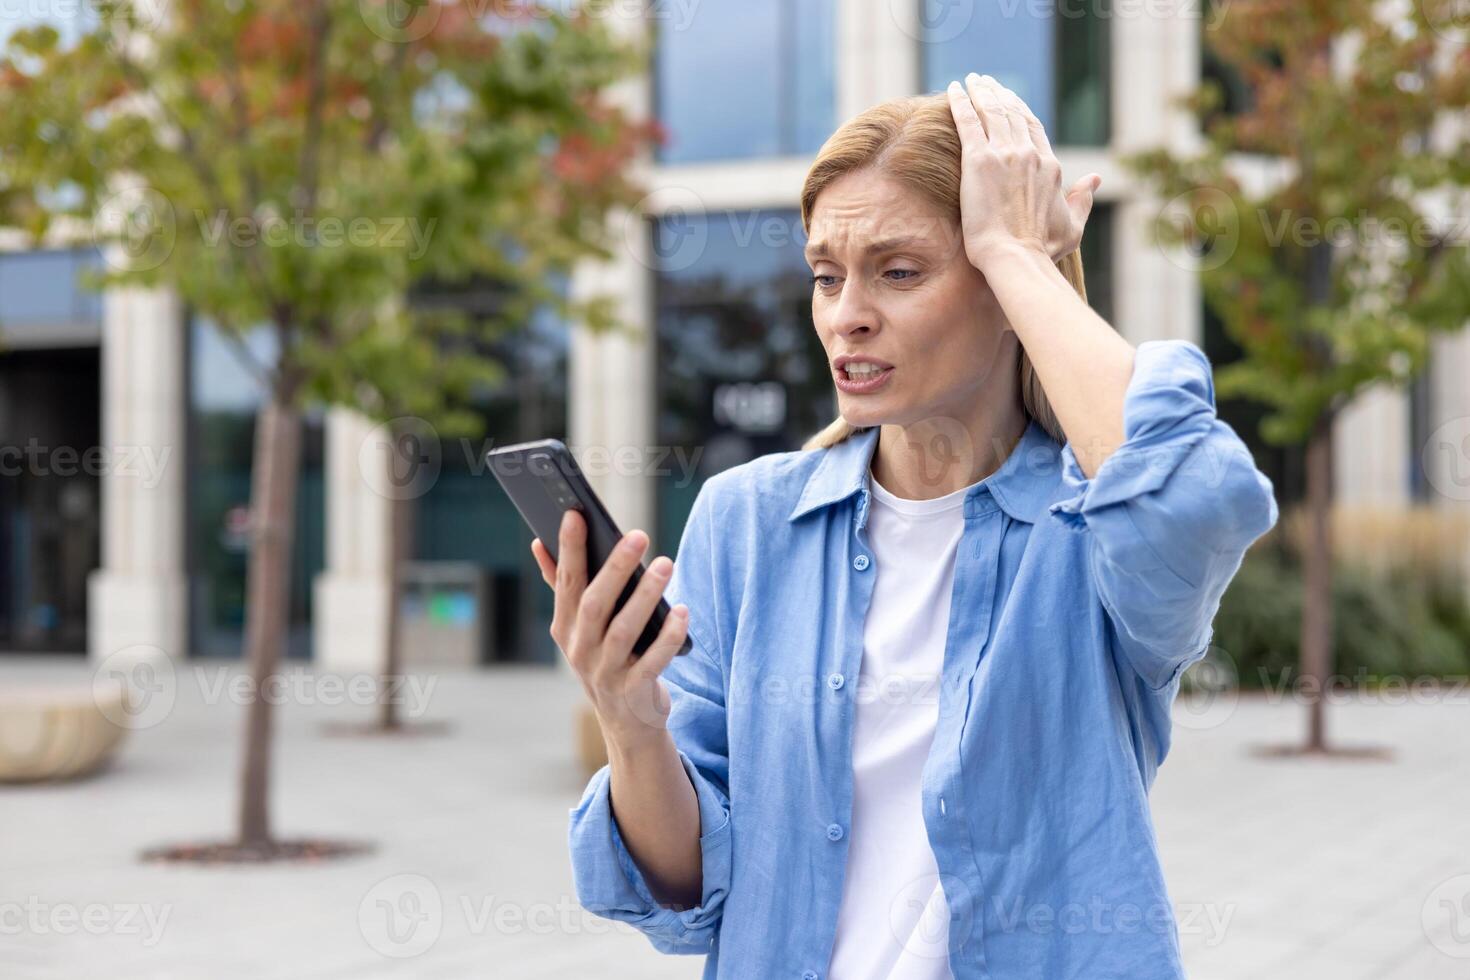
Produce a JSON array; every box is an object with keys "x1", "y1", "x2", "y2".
[{"x1": 0, "y1": 347, "x2": 101, "y2": 653}]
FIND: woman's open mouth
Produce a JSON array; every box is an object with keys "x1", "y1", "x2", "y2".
[{"x1": 834, "y1": 361, "x2": 895, "y2": 394}]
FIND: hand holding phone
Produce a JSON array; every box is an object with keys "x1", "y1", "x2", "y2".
[
  {"x1": 490, "y1": 439, "x2": 693, "y2": 747},
  {"x1": 529, "y1": 509, "x2": 693, "y2": 747}
]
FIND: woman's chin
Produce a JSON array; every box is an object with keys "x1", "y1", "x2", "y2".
[{"x1": 837, "y1": 400, "x2": 890, "y2": 429}]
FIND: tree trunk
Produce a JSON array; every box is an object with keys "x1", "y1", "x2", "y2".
[
  {"x1": 379, "y1": 487, "x2": 411, "y2": 730},
  {"x1": 237, "y1": 394, "x2": 303, "y2": 846},
  {"x1": 1300, "y1": 411, "x2": 1333, "y2": 752}
]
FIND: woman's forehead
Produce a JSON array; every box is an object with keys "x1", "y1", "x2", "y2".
[{"x1": 807, "y1": 171, "x2": 954, "y2": 256}]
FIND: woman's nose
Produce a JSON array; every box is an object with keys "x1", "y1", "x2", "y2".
[{"x1": 829, "y1": 279, "x2": 878, "y2": 337}]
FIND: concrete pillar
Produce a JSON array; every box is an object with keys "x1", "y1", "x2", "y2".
[
  {"x1": 564, "y1": 6, "x2": 656, "y2": 677},
  {"x1": 86, "y1": 278, "x2": 188, "y2": 662},
  {"x1": 1424, "y1": 327, "x2": 1470, "y2": 594},
  {"x1": 1111, "y1": 0, "x2": 1203, "y2": 347},
  {"x1": 312, "y1": 407, "x2": 393, "y2": 673},
  {"x1": 838, "y1": 0, "x2": 920, "y2": 121},
  {"x1": 1334, "y1": 383, "x2": 1411, "y2": 507}
]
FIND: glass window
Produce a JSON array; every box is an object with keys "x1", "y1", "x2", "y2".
[
  {"x1": 187, "y1": 319, "x2": 324, "y2": 659},
  {"x1": 0, "y1": 249, "x2": 103, "y2": 332},
  {"x1": 654, "y1": 0, "x2": 835, "y2": 163},
  {"x1": 1079, "y1": 203, "x2": 1115, "y2": 325},
  {"x1": 406, "y1": 276, "x2": 569, "y2": 666},
  {"x1": 920, "y1": 0, "x2": 1111, "y2": 147},
  {"x1": 654, "y1": 209, "x2": 835, "y2": 547}
]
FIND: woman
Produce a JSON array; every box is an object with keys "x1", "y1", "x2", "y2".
[{"x1": 538, "y1": 74, "x2": 1277, "y2": 979}]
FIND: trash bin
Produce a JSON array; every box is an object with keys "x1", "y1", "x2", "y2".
[{"x1": 396, "y1": 562, "x2": 491, "y2": 667}]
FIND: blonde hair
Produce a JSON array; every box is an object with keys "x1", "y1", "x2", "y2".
[{"x1": 799, "y1": 92, "x2": 1087, "y2": 451}]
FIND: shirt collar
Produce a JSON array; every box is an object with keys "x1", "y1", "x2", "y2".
[{"x1": 787, "y1": 417, "x2": 1064, "y2": 525}]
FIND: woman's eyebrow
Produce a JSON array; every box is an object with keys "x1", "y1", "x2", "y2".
[{"x1": 804, "y1": 235, "x2": 931, "y2": 262}]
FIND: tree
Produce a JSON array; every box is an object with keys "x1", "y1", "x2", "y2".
[
  {"x1": 1126, "y1": 0, "x2": 1470, "y2": 752},
  {"x1": 0, "y1": 0, "x2": 653, "y2": 855}
]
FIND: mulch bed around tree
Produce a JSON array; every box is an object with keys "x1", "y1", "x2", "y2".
[{"x1": 140, "y1": 839, "x2": 376, "y2": 865}]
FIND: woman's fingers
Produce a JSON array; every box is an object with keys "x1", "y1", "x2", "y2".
[
  {"x1": 603, "y1": 554, "x2": 675, "y2": 666},
  {"x1": 630, "y1": 605, "x2": 691, "y2": 688},
  {"x1": 965, "y1": 73, "x2": 1024, "y2": 146},
  {"x1": 946, "y1": 78, "x2": 987, "y2": 148},
  {"x1": 579, "y1": 526, "x2": 649, "y2": 655},
  {"x1": 551, "y1": 509, "x2": 590, "y2": 654},
  {"x1": 530, "y1": 538, "x2": 555, "y2": 588},
  {"x1": 993, "y1": 80, "x2": 1054, "y2": 157},
  {"x1": 1066, "y1": 173, "x2": 1102, "y2": 241}
]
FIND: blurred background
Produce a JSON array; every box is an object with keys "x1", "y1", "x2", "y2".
[{"x1": 0, "y1": 0, "x2": 1467, "y2": 978}]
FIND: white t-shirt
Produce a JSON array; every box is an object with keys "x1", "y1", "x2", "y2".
[{"x1": 827, "y1": 464, "x2": 979, "y2": 980}]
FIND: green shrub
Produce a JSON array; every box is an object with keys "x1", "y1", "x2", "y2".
[{"x1": 1210, "y1": 545, "x2": 1470, "y2": 689}]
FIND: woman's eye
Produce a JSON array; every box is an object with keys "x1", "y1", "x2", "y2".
[
  {"x1": 884, "y1": 268, "x2": 918, "y2": 281},
  {"x1": 811, "y1": 274, "x2": 839, "y2": 289}
]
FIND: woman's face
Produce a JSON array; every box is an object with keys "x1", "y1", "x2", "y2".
[{"x1": 804, "y1": 168, "x2": 1018, "y2": 431}]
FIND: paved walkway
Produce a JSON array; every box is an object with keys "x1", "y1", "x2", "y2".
[{"x1": 1, "y1": 656, "x2": 1467, "y2": 978}]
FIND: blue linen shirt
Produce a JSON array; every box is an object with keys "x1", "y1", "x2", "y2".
[{"x1": 568, "y1": 339, "x2": 1279, "y2": 979}]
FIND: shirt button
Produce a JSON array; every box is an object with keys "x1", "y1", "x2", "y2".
[
  {"x1": 827, "y1": 672, "x2": 845, "y2": 690},
  {"x1": 852, "y1": 554, "x2": 870, "y2": 571},
  {"x1": 939, "y1": 796, "x2": 947, "y2": 816},
  {"x1": 802, "y1": 972, "x2": 819, "y2": 980},
  {"x1": 826, "y1": 823, "x2": 844, "y2": 841}
]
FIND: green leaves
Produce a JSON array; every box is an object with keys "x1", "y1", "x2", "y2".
[
  {"x1": 1125, "y1": 0, "x2": 1470, "y2": 448},
  {"x1": 0, "y1": 0, "x2": 652, "y2": 429}
]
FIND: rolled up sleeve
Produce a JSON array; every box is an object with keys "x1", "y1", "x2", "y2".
[
  {"x1": 566, "y1": 478, "x2": 734, "y2": 954},
  {"x1": 1048, "y1": 339, "x2": 1279, "y2": 691}
]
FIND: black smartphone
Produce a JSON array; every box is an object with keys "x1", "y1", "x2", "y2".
[{"x1": 488, "y1": 438, "x2": 691, "y2": 658}]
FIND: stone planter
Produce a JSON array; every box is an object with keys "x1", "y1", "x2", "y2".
[{"x1": 0, "y1": 685, "x2": 128, "y2": 783}]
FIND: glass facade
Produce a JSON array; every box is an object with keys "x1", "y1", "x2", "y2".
[
  {"x1": 654, "y1": 209, "x2": 836, "y2": 548},
  {"x1": 654, "y1": 0, "x2": 835, "y2": 163},
  {"x1": 920, "y1": 0, "x2": 1111, "y2": 147},
  {"x1": 186, "y1": 320, "x2": 325, "y2": 659},
  {"x1": 407, "y1": 278, "x2": 570, "y2": 666}
]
